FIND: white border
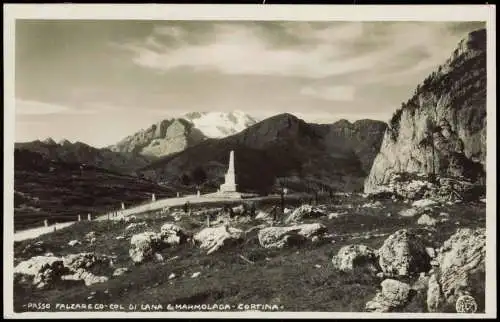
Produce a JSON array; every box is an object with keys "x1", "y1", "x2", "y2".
[{"x1": 3, "y1": 4, "x2": 497, "y2": 319}]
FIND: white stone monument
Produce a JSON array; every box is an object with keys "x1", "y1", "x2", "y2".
[
  {"x1": 44, "y1": 219, "x2": 48, "y2": 227},
  {"x1": 152, "y1": 193, "x2": 156, "y2": 202},
  {"x1": 197, "y1": 190, "x2": 201, "y2": 198},
  {"x1": 121, "y1": 202, "x2": 125, "y2": 210},
  {"x1": 218, "y1": 150, "x2": 241, "y2": 198}
]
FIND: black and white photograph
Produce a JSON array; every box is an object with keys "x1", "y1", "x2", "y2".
[{"x1": 3, "y1": 4, "x2": 496, "y2": 319}]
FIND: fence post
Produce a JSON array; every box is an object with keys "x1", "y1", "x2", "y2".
[
  {"x1": 44, "y1": 219, "x2": 48, "y2": 227},
  {"x1": 78, "y1": 214, "x2": 82, "y2": 222},
  {"x1": 88, "y1": 213, "x2": 92, "y2": 221},
  {"x1": 206, "y1": 215, "x2": 210, "y2": 228}
]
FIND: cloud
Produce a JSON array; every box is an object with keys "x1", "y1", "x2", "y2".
[
  {"x1": 16, "y1": 99, "x2": 73, "y2": 115},
  {"x1": 114, "y1": 22, "x2": 479, "y2": 81},
  {"x1": 300, "y1": 85, "x2": 356, "y2": 101},
  {"x1": 15, "y1": 99, "x2": 118, "y2": 116}
]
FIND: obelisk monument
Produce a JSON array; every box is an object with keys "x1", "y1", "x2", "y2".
[{"x1": 219, "y1": 150, "x2": 238, "y2": 194}]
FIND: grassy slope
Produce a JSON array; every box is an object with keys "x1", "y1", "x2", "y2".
[
  {"x1": 14, "y1": 149, "x2": 190, "y2": 231},
  {"x1": 13, "y1": 195, "x2": 486, "y2": 313}
]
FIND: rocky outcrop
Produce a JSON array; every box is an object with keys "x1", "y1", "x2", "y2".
[
  {"x1": 365, "y1": 29, "x2": 486, "y2": 194},
  {"x1": 331, "y1": 244, "x2": 379, "y2": 272},
  {"x1": 258, "y1": 223, "x2": 328, "y2": 249},
  {"x1": 365, "y1": 279, "x2": 411, "y2": 312},
  {"x1": 193, "y1": 225, "x2": 244, "y2": 254},
  {"x1": 378, "y1": 229, "x2": 431, "y2": 277},
  {"x1": 426, "y1": 228, "x2": 486, "y2": 312}
]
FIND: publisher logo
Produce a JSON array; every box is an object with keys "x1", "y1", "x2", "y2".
[{"x1": 456, "y1": 295, "x2": 478, "y2": 313}]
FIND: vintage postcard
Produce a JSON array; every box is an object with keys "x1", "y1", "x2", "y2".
[{"x1": 3, "y1": 4, "x2": 496, "y2": 319}]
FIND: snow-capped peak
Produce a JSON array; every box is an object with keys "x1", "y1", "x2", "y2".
[{"x1": 183, "y1": 111, "x2": 258, "y2": 138}]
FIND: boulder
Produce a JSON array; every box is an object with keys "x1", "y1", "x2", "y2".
[
  {"x1": 284, "y1": 205, "x2": 326, "y2": 224},
  {"x1": 159, "y1": 223, "x2": 187, "y2": 246},
  {"x1": 417, "y1": 214, "x2": 438, "y2": 226},
  {"x1": 129, "y1": 232, "x2": 164, "y2": 264},
  {"x1": 378, "y1": 229, "x2": 431, "y2": 277},
  {"x1": 258, "y1": 223, "x2": 327, "y2": 249},
  {"x1": 426, "y1": 228, "x2": 486, "y2": 312},
  {"x1": 14, "y1": 256, "x2": 67, "y2": 289},
  {"x1": 365, "y1": 279, "x2": 411, "y2": 312},
  {"x1": 193, "y1": 225, "x2": 244, "y2": 254},
  {"x1": 68, "y1": 240, "x2": 81, "y2": 247},
  {"x1": 232, "y1": 205, "x2": 246, "y2": 215},
  {"x1": 331, "y1": 244, "x2": 379, "y2": 272}
]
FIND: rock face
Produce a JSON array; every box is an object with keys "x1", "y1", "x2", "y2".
[
  {"x1": 110, "y1": 111, "x2": 258, "y2": 158},
  {"x1": 365, "y1": 29, "x2": 486, "y2": 194},
  {"x1": 258, "y1": 223, "x2": 327, "y2": 249},
  {"x1": 111, "y1": 118, "x2": 206, "y2": 158},
  {"x1": 193, "y1": 225, "x2": 244, "y2": 254},
  {"x1": 365, "y1": 279, "x2": 411, "y2": 312},
  {"x1": 331, "y1": 244, "x2": 379, "y2": 272},
  {"x1": 378, "y1": 229, "x2": 431, "y2": 277},
  {"x1": 427, "y1": 228, "x2": 486, "y2": 312},
  {"x1": 129, "y1": 232, "x2": 164, "y2": 264}
]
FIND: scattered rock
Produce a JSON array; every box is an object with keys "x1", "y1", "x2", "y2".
[
  {"x1": 426, "y1": 228, "x2": 486, "y2": 312},
  {"x1": 378, "y1": 229, "x2": 431, "y2": 277},
  {"x1": 361, "y1": 201, "x2": 384, "y2": 208},
  {"x1": 63, "y1": 252, "x2": 112, "y2": 271},
  {"x1": 191, "y1": 272, "x2": 201, "y2": 278},
  {"x1": 112, "y1": 267, "x2": 129, "y2": 277},
  {"x1": 399, "y1": 208, "x2": 419, "y2": 217},
  {"x1": 365, "y1": 279, "x2": 411, "y2": 312},
  {"x1": 232, "y1": 205, "x2": 246, "y2": 215},
  {"x1": 168, "y1": 273, "x2": 176, "y2": 280},
  {"x1": 125, "y1": 222, "x2": 147, "y2": 231},
  {"x1": 21, "y1": 241, "x2": 46, "y2": 256},
  {"x1": 129, "y1": 232, "x2": 164, "y2": 264},
  {"x1": 328, "y1": 212, "x2": 347, "y2": 219},
  {"x1": 255, "y1": 211, "x2": 272, "y2": 221},
  {"x1": 417, "y1": 214, "x2": 438, "y2": 226},
  {"x1": 68, "y1": 240, "x2": 81, "y2": 247},
  {"x1": 84, "y1": 231, "x2": 96, "y2": 241},
  {"x1": 115, "y1": 235, "x2": 125, "y2": 240},
  {"x1": 123, "y1": 215, "x2": 137, "y2": 223},
  {"x1": 193, "y1": 225, "x2": 244, "y2": 254},
  {"x1": 412, "y1": 199, "x2": 437, "y2": 208},
  {"x1": 284, "y1": 205, "x2": 326, "y2": 224},
  {"x1": 258, "y1": 223, "x2": 328, "y2": 249},
  {"x1": 62, "y1": 268, "x2": 108, "y2": 286},
  {"x1": 331, "y1": 244, "x2": 379, "y2": 272}
]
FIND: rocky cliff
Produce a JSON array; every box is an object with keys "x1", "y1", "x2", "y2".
[
  {"x1": 364, "y1": 28, "x2": 487, "y2": 193},
  {"x1": 110, "y1": 111, "x2": 258, "y2": 158}
]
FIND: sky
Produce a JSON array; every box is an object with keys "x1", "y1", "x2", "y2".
[{"x1": 14, "y1": 20, "x2": 485, "y2": 148}]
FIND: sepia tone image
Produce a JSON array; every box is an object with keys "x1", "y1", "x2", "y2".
[{"x1": 10, "y1": 17, "x2": 490, "y2": 315}]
